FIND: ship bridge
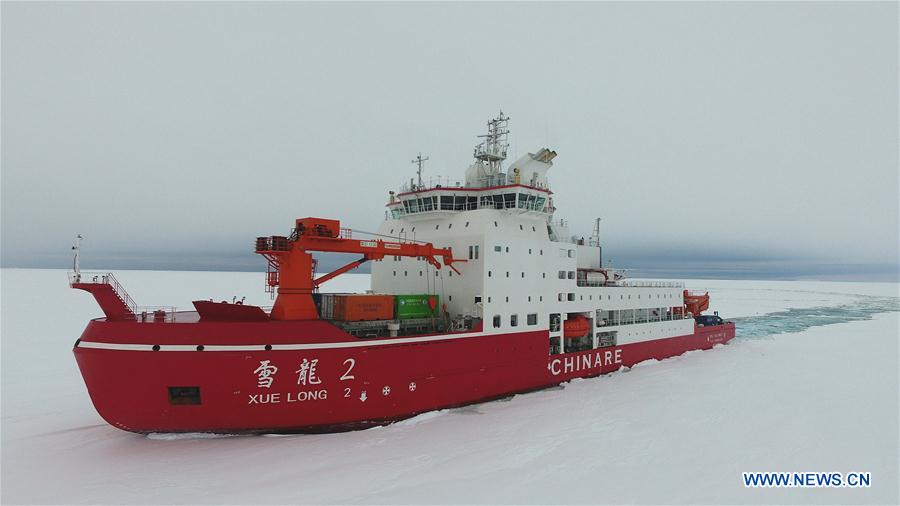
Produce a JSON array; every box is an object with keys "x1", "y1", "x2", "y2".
[
  {"x1": 387, "y1": 181, "x2": 553, "y2": 219},
  {"x1": 387, "y1": 111, "x2": 557, "y2": 220}
]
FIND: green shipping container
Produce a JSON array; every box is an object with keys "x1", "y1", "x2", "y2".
[{"x1": 395, "y1": 294, "x2": 440, "y2": 320}]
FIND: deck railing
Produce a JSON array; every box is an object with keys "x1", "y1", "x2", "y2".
[{"x1": 69, "y1": 271, "x2": 138, "y2": 314}]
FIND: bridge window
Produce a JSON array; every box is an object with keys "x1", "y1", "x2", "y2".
[{"x1": 558, "y1": 271, "x2": 566, "y2": 279}]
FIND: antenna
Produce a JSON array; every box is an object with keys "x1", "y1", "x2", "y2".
[
  {"x1": 412, "y1": 153, "x2": 429, "y2": 190},
  {"x1": 474, "y1": 110, "x2": 510, "y2": 175},
  {"x1": 72, "y1": 234, "x2": 83, "y2": 281}
]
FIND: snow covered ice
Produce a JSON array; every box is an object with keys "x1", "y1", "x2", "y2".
[{"x1": 1, "y1": 269, "x2": 898, "y2": 504}]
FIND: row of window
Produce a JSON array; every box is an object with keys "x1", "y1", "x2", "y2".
[
  {"x1": 488, "y1": 271, "x2": 547, "y2": 279},
  {"x1": 390, "y1": 222, "x2": 470, "y2": 235},
  {"x1": 388, "y1": 220, "x2": 542, "y2": 235},
  {"x1": 478, "y1": 292, "x2": 676, "y2": 306},
  {"x1": 494, "y1": 245, "x2": 545, "y2": 255},
  {"x1": 483, "y1": 295, "x2": 545, "y2": 304},
  {"x1": 492, "y1": 313, "x2": 540, "y2": 328},
  {"x1": 558, "y1": 292, "x2": 678, "y2": 301},
  {"x1": 390, "y1": 193, "x2": 548, "y2": 218},
  {"x1": 392, "y1": 270, "x2": 455, "y2": 277}
]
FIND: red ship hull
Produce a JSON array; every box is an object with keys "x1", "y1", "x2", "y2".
[{"x1": 73, "y1": 318, "x2": 735, "y2": 433}]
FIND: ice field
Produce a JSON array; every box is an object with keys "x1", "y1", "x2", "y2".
[{"x1": 1, "y1": 269, "x2": 898, "y2": 504}]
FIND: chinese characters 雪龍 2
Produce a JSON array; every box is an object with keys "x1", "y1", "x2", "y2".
[
  {"x1": 296, "y1": 358, "x2": 322, "y2": 386},
  {"x1": 253, "y1": 360, "x2": 278, "y2": 388}
]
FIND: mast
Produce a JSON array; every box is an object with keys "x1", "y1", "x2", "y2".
[
  {"x1": 72, "y1": 234, "x2": 83, "y2": 282},
  {"x1": 411, "y1": 153, "x2": 429, "y2": 190},
  {"x1": 474, "y1": 111, "x2": 510, "y2": 175}
]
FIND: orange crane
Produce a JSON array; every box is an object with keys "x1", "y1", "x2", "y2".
[{"x1": 256, "y1": 217, "x2": 464, "y2": 320}]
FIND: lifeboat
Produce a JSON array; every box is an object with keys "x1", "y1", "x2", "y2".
[
  {"x1": 683, "y1": 290, "x2": 710, "y2": 316},
  {"x1": 563, "y1": 315, "x2": 590, "y2": 339}
]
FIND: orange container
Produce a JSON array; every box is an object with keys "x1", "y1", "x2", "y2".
[{"x1": 332, "y1": 294, "x2": 395, "y2": 321}]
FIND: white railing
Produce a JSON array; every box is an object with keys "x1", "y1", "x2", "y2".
[
  {"x1": 400, "y1": 176, "x2": 463, "y2": 193},
  {"x1": 619, "y1": 280, "x2": 685, "y2": 288},
  {"x1": 69, "y1": 271, "x2": 138, "y2": 314},
  {"x1": 398, "y1": 174, "x2": 550, "y2": 194}
]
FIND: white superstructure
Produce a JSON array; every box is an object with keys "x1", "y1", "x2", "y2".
[{"x1": 372, "y1": 113, "x2": 693, "y2": 353}]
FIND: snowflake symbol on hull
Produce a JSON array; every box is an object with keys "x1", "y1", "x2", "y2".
[
  {"x1": 408, "y1": 382, "x2": 417, "y2": 392},
  {"x1": 382, "y1": 386, "x2": 391, "y2": 396}
]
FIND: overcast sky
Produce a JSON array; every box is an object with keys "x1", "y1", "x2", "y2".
[{"x1": 2, "y1": 2, "x2": 898, "y2": 279}]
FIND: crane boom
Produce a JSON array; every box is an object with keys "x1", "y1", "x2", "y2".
[{"x1": 256, "y1": 217, "x2": 464, "y2": 320}]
